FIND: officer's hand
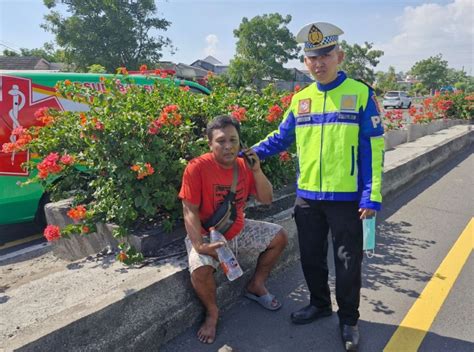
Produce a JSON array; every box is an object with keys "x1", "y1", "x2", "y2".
[
  {"x1": 195, "y1": 241, "x2": 224, "y2": 260},
  {"x1": 359, "y1": 208, "x2": 376, "y2": 219}
]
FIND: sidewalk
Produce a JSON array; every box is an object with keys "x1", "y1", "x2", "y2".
[{"x1": 0, "y1": 124, "x2": 472, "y2": 352}]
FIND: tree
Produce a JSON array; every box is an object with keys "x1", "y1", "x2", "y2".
[
  {"x1": 339, "y1": 41, "x2": 383, "y2": 85},
  {"x1": 228, "y1": 13, "x2": 299, "y2": 87},
  {"x1": 87, "y1": 64, "x2": 106, "y2": 73},
  {"x1": 374, "y1": 66, "x2": 399, "y2": 95},
  {"x1": 409, "y1": 54, "x2": 448, "y2": 92},
  {"x1": 2, "y1": 43, "x2": 65, "y2": 63},
  {"x1": 2, "y1": 49, "x2": 19, "y2": 56},
  {"x1": 42, "y1": 0, "x2": 172, "y2": 72}
]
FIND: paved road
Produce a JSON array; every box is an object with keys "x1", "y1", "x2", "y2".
[{"x1": 161, "y1": 148, "x2": 473, "y2": 352}]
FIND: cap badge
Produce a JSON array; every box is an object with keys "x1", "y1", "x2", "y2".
[{"x1": 308, "y1": 25, "x2": 324, "y2": 45}]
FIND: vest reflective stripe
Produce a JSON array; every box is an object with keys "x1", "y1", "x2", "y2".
[{"x1": 369, "y1": 136, "x2": 384, "y2": 203}]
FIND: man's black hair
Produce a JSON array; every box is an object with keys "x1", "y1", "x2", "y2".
[{"x1": 206, "y1": 115, "x2": 241, "y2": 141}]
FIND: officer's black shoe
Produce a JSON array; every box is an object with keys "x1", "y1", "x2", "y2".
[
  {"x1": 340, "y1": 323, "x2": 360, "y2": 351},
  {"x1": 290, "y1": 304, "x2": 332, "y2": 324}
]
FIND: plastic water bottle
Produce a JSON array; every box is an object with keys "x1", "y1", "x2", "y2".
[
  {"x1": 209, "y1": 227, "x2": 243, "y2": 281},
  {"x1": 363, "y1": 216, "x2": 376, "y2": 257}
]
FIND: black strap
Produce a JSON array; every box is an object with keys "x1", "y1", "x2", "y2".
[{"x1": 202, "y1": 163, "x2": 239, "y2": 232}]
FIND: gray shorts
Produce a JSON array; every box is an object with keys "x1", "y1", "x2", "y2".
[{"x1": 184, "y1": 218, "x2": 283, "y2": 274}]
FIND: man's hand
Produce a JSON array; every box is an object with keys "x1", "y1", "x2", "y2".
[
  {"x1": 194, "y1": 241, "x2": 225, "y2": 260},
  {"x1": 241, "y1": 148, "x2": 261, "y2": 171},
  {"x1": 359, "y1": 208, "x2": 376, "y2": 219}
]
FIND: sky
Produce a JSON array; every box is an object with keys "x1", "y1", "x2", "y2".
[{"x1": 0, "y1": 0, "x2": 472, "y2": 74}]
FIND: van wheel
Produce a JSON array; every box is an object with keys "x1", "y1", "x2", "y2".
[
  {"x1": 34, "y1": 193, "x2": 51, "y2": 230},
  {"x1": 407, "y1": 102, "x2": 411, "y2": 108}
]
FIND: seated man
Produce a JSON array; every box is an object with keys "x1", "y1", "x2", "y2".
[{"x1": 179, "y1": 115, "x2": 289, "y2": 344}]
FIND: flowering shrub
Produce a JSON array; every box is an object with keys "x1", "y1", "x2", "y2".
[
  {"x1": 8, "y1": 70, "x2": 296, "y2": 262},
  {"x1": 382, "y1": 90, "x2": 473, "y2": 131}
]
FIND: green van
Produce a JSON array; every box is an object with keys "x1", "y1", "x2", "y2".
[{"x1": 0, "y1": 71, "x2": 210, "y2": 229}]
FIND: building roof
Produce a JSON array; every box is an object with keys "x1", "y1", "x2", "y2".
[
  {"x1": 0, "y1": 56, "x2": 53, "y2": 70},
  {"x1": 202, "y1": 55, "x2": 223, "y2": 65}
]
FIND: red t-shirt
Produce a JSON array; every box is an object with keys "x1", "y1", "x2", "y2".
[{"x1": 179, "y1": 153, "x2": 256, "y2": 240}]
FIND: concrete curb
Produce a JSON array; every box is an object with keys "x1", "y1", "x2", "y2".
[{"x1": 3, "y1": 125, "x2": 473, "y2": 352}]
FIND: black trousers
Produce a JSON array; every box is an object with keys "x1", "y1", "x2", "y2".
[{"x1": 294, "y1": 197, "x2": 363, "y2": 326}]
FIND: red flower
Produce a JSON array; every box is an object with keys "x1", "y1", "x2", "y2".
[
  {"x1": 117, "y1": 66, "x2": 128, "y2": 75},
  {"x1": 60, "y1": 154, "x2": 75, "y2": 165},
  {"x1": 67, "y1": 205, "x2": 87, "y2": 221},
  {"x1": 139, "y1": 64, "x2": 148, "y2": 73},
  {"x1": 266, "y1": 105, "x2": 283, "y2": 123},
  {"x1": 154, "y1": 69, "x2": 161, "y2": 75},
  {"x1": 81, "y1": 226, "x2": 90, "y2": 234},
  {"x1": 180, "y1": 86, "x2": 190, "y2": 92},
  {"x1": 37, "y1": 152, "x2": 63, "y2": 179},
  {"x1": 280, "y1": 94, "x2": 293, "y2": 108},
  {"x1": 34, "y1": 107, "x2": 54, "y2": 126},
  {"x1": 92, "y1": 117, "x2": 104, "y2": 130},
  {"x1": 44, "y1": 225, "x2": 61, "y2": 241},
  {"x1": 279, "y1": 151, "x2": 291, "y2": 162},
  {"x1": 228, "y1": 105, "x2": 247, "y2": 122},
  {"x1": 294, "y1": 85, "x2": 301, "y2": 92}
]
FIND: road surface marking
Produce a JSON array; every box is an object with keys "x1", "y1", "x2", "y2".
[
  {"x1": 384, "y1": 217, "x2": 473, "y2": 352},
  {"x1": 0, "y1": 233, "x2": 43, "y2": 250},
  {"x1": 0, "y1": 242, "x2": 50, "y2": 262}
]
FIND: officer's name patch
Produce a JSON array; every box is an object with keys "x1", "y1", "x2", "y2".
[
  {"x1": 298, "y1": 99, "x2": 311, "y2": 114},
  {"x1": 296, "y1": 116, "x2": 311, "y2": 123},
  {"x1": 338, "y1": 113, "x2": 357, "y2": 120},
  {"x1": 340, "y1": 95, "x2": 357, "y2": 112}
]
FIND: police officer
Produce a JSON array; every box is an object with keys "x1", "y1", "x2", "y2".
[{"x1": 252, "y1": 22, "x2": 384, "y2": 351}]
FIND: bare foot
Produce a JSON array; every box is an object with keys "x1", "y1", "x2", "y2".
[
  {"x1": 246, "y1": 281, "x2": 267, "y2": 297},
  {"x1": 197, "y1": 312, "x2": 218, "y2": 344}
]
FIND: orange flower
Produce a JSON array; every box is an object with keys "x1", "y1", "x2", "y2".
[
  {"x1": 80, "y1": 113, "x2": 87, "y2": 126},
  {"x1": 67, "y1": 205, "x2": 87, "y2": 221},
  {"x1": 139, "y1": 64, "x2": 148, "y2": 73},
  {"x1": 64, "y1": 79, "x2": 72, "y2": 86},
  {"x1": 131, "y1": 162, "x2": 154, "y2": 179},
  {"x1": 81, "y1": 226, "x2": 90, "y2": 234},
  {"x1": 117, "y1": 251, "x2": 128, "y2": 262},
  {"x1": 158, "y1": 105, "x2": 182, "y2": 126}
]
